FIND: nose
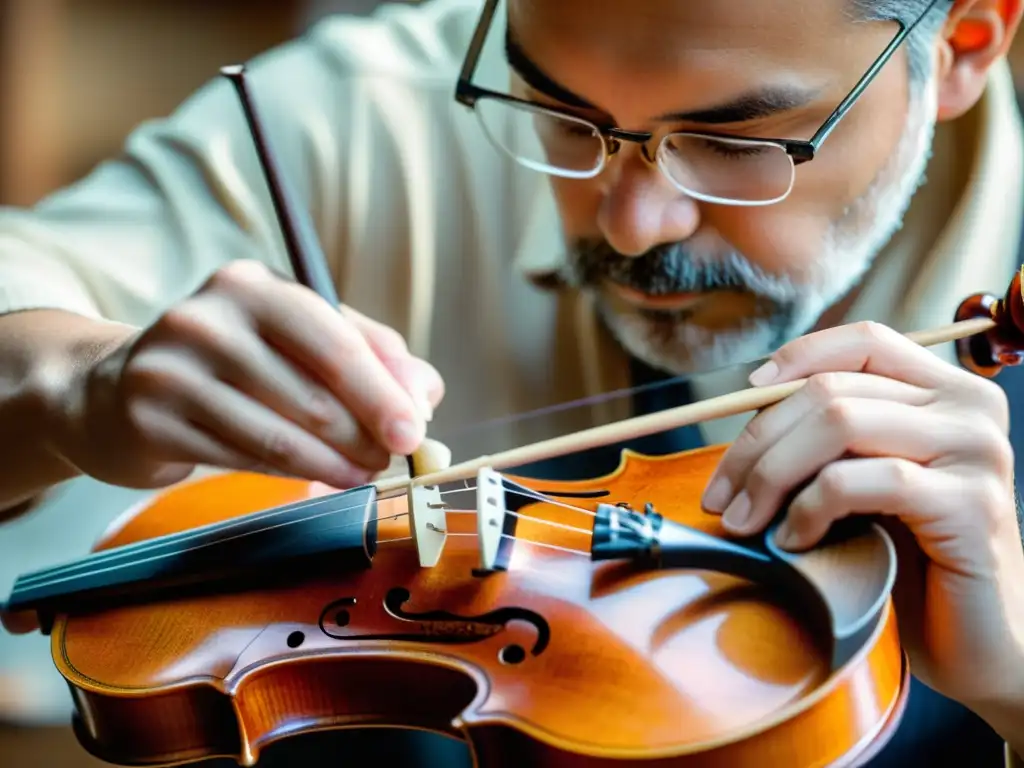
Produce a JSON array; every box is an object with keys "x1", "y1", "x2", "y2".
[{"x1": 595, "y1": 148, "x2": 701, "y2": 257}]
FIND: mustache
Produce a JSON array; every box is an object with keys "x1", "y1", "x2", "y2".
[{"x1": 566, "y1": 239, "x2": 791, "y2": 299}]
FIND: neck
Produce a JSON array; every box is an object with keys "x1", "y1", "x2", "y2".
[{"x1": 1, "y1": 484, "x2": 380, "y2": 635}]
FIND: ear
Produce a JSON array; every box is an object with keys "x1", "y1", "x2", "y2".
[{"x1": 935, "y1": 0, "x2": 1024, "y2": 120}]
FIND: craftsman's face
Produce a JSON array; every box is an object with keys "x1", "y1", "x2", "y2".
[{"x1": 507, "y1": 0, "x2": 940, "y2": 374}]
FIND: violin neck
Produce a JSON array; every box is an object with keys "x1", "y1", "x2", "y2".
[{"x1": 0, "y1": 484, "x2": 379, "y2": 636}]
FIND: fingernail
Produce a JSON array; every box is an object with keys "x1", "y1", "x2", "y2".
[
  {"x1": 721, "y1": 491, "x2": 752, "y2": 532},
  {"x1": 412, "y1": 392, "x2": 434, "y2": 422},
  {"x1": 387, "y1": 419, "x2": 421, "y2": 452},
  {"x1": 412, "y1": 364, "x2": 442, "y2": 422},
  {"x1": 774, "y1": 523, "x2": 798, "y2": 551},
  {"x1": 749, "y1": 360, "x2": 779, "y2": 387},
  {"x1": 702, "y1": 474, "x2": 732, "y2": 513},
  {"x1": 415, "y1": 360, "x2": 444, "y2": 395}
]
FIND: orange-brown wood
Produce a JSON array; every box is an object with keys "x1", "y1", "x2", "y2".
[{"x1": 50, "y1": 446, "x2": 907, "y2": 767}]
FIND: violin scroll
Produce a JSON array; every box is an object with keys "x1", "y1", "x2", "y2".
[{"x1": 955, "y1": 266, "x2": 1024, "y2": 377}]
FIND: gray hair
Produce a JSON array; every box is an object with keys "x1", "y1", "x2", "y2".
[{"x1": 848, "y1": 1, "x2": 951, "y2": 87}]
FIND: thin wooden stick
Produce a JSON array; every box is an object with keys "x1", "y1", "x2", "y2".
[{"x1": 374, "y1": 316, "x2": 996, "y2": 494}]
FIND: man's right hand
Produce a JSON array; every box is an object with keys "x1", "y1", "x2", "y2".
[{"x1": 54, "y1": 260, "x2": 444, "y2": 490}]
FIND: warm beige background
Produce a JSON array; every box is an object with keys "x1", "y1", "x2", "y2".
[{"x1": 0, "y1": 0, "x2": 406, "y2": 207}]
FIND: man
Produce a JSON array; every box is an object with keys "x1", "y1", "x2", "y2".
[{"x1": 0, "y1": 0, "x2": 1022, "y2": 765}]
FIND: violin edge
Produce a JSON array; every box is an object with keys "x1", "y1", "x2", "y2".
[{"x1": 49, "y1": 599, "x2": 906, "y2": 767}]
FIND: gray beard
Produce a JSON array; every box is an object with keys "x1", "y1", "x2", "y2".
[{"x1": 557, "y1": 75, "x2": 940, "y2": 376}]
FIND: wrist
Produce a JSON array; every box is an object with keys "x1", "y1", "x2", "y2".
[
  {"x1": 0, "y1": 310, "x2": 134, "y2": 511},
  {"x1": 972, "y1": 630, "x2": 1024, "y2": 758},
  {"x1": 41, "y1": 318, "x2": 137, "y2": 463}
]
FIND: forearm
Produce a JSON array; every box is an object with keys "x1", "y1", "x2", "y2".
[
  {"x1": 976, "y1": 628, "x2": 1024, "y2": 762},
  {"x1": 0, "y1": 309, "x2": 134, "y2": 514}
]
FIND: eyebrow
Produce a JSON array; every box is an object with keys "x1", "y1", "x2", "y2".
[{"x1": 505, "y1": 29, "x2": 820, "y2": 126}]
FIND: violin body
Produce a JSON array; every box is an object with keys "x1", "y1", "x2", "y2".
[{"x1": 40, "y1": 446, "x2": 908, "y2": 767}]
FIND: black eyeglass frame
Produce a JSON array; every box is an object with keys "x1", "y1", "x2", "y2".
[{"x1": 453, "y1": 0, "x2": 950, "y2": 167}]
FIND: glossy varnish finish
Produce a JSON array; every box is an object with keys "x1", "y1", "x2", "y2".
[{"x1": 52, "y1": 446, "x2": 907, "y2": 766}]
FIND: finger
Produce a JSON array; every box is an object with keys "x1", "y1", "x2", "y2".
[
  {"x1": 747, "y1": 320, "x2": 973, "y2": 391},
  {"x1": 340, "y1": 305, "x2": 445, "y2": 416},
  {"x1": 181, "y1": 321, "x2": 391, "y2": 472},
  {"x1": 775, "y1": 458, "x2": 1006, "y2": 577},
  {"x1": 702, "y1": 372, "x2": 934, "y2": 513},
  {"x1": 130, "y1": 398, "x2": 258, "y2": 470},
  {"x1": 381, "y1": 356, "x2": 446, "y2": 421},
  {"x1": 718, "y1": 398, "x2": 992, "y2": 536},
  {"x1": 175, "y1": 377, "x2": 377, "y2": 489},
  {"x1": 246, "y1": 280, "x2": 429, "y2": 455}
]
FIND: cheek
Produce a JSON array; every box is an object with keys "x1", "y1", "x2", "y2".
[
  {"x1": 695, "y1": 74, "x2": 911, "y2": 276},
  {"x1": 549, "y1": 176, "x2": 604, "y2": 239}
]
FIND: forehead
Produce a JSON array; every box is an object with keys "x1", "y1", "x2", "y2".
[{"x1": 505, "y1": 0, "x2": 898, "y2": 119}]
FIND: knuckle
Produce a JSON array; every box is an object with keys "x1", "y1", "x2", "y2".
[
  {"x1": 303, "y1": 388, "x2": 341, "y2": 430},
  {"x1": 368, "y1": 323, "x2": 409, "y2": 356},
  {"x1": 804, "y1": 372, "x2": 843, "y2": 404},
  {"x1": 747, "y1": 459, "x2": 777, "y2": 497},
  {"x1": 207, "y1": 259, "x2": 272, "y2": 292},
  {"x1": 158, "y1": 304, "x2": 241, "y2": 362},
  {"x1": 122, "y1": 398, "x2": 155, "y2": 437},
  {"x1": 257, "y1": 429, "x2": 296, "y2": 466},
  {"x1": 950, "y1": 415, "x2": 1013, "y2": 478},
  {"x1": 972, "y1": 377, "x2": 1010, "y2": 429},
  {"x1": 121, "y1": 353, "x2": 185, "y2": 401},
  {"x1": 974, "y1": 476, "x2": 1011, "y2": 532},
  {"x1": 157, "y1": 304, "x2": 219, "y2": 346},
  {"x1": 856, "y1": 320, "x2": 895, "y2": 345},
  {"x1": 885, "y1": 460, "x2": 919, "y2": 507},
  {"x1": 816, "y1": 463, "x2": 849, "y2": 502},
  {"x1": 978, "y1": 424, "x2": 1014, "y2": 477},
  {"x1": 736, "y1": 414, "x2": 767, "y2": 446},
  {"x1": 821, "y1": 397, "x2": 856, "y2": 437},
  {"x1": 328, "y1": 321, "x2": 370, "y2": 366}
]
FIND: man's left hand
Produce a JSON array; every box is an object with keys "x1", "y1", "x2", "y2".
[{"x1": 701, "y1": 320, "x2": 1024, "y2": 721}]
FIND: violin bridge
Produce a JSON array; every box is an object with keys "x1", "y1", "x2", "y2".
[
  {"x1": 476, "y1": 467, "x2": 507, "y2": 572},
  {"x1": 408, "y1": 483, "x2": 448, "y2": 568}
]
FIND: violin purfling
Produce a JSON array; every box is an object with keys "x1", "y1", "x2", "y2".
[{"x1": 2, "y1": 62, "x2": 1024, "y2": 768}]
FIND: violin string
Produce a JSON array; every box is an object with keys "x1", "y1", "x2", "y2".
[
  {"x1": 19, "y1": 479, "x2": 597, "y2": 588},
  {"x1": 444, "y1": 508, "x2": 593, "y2": 536},
  {"x1": 15, "y1": 491, "x2": 390, "y2": 586},
  {"x1": 18, "y1": 479, "x2": 605, "y2": 592},
  {"x1": 436, "y1": 483, "x2": 599, "y2": 518},
  {"x1": 18, "y1": 508, "x2": 416, "y2": 592},
  {"x1": 377, "y1": 533, "x2": 590, "y2": 557},
  {"x1": 25, "y1": 500, "x2": 597, "y2": 595},
  {"x1": 444, "y1": 532, "x2": 591, "y2": 556},
  {"x1": 432, "y1": 354, "x2": 763, "y2": 440}
]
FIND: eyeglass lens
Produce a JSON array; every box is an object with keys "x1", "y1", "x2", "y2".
[{"x1": 474, "y1": 97, "x2": 796, "y2": 204}]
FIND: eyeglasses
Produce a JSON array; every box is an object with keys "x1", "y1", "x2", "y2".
[{"x1": 454, "y1": 0, "x2": 948, "y2": 207}]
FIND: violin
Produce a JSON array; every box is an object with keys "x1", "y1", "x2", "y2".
[{"x1": 3, "y1": 64, "x2": 1024, "y2": 768}]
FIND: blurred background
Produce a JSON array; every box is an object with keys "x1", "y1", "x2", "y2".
[
  {"x1": 0, "y1": 0, "x2": 395, "y2": 208},
  {"x1": 4, "y1": 0, "x2": 1024, "y2": 210},
  {"x1": 2, "y1": 0, "x2": 1024, "y2": 765}
]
